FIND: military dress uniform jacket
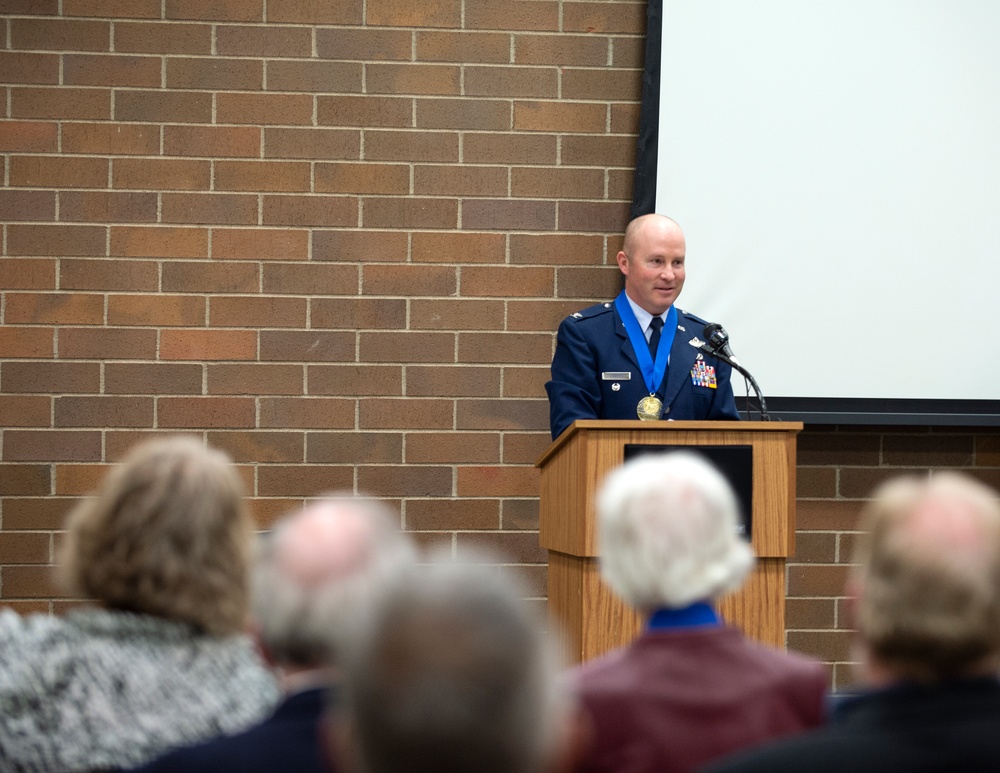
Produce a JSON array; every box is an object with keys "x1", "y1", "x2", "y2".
[{"x1": 546, "y1": 301, "x2": 740, "y2": 439}]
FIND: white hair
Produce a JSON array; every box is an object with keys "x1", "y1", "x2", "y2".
[{"x1": 597, "y1": 452, "x2": 755, "y2": 611}]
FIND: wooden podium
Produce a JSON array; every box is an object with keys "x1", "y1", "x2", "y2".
[{"x1": 536, "y1": 420, "x2": 802, "y2": 663}]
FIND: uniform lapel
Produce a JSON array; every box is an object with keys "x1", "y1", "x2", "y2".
[
  {"x1": 613, "y1": 303, "x2": 641, "y2": 371},
  {"x1": 661, "y1": 318, "x2": 699, "y2": 406}
]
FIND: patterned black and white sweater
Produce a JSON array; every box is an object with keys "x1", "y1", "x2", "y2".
[{"x1": 0, "y1": 607, "x2": 280, "y2": 773}]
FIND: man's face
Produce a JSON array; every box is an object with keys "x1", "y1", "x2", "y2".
[{"x1": 616, "y1": 220, "x2": 686, "y2": 315}]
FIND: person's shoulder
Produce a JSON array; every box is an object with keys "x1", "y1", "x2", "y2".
[
  {"x1": 676, "y1": 307, "x2": 710, "y2": 328},
  {"x1": 559, "y1": 301, "x2": 616, "y2": 326}
]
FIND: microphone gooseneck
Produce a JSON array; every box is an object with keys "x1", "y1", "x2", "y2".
[{"x1": 700, "y1": 324, "x2": 770, "y2": 421}]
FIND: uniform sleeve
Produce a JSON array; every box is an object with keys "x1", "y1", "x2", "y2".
[{"x1": 546, "y1": 317, "x2": 602, "y2": 439}]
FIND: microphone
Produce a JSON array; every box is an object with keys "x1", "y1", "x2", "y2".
[{"x1": 698, "y1": 323, "x2": 770, "y2": 421}]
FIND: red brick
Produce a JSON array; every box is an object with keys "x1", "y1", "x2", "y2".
[
  {"x1": 165, "y1": 0, "x2": 262, "y2": 22},
  {"x1": 456, "y1": 398, "x2": 548, "y2": 431},
  {"x1": 5, "y1": 293, "x2": 104, "y2": 325},
  {"x1": 465, "y1": 66, "x2": 557, "y2": 98},
  {"x1": 457, "y1": 465, "x2": 539, "y2": 497},
  {"x1": 266, "y1": 60, "x2": 362, "y2": 94},
  {"x1": 411, "y1": 232, "x2": 505, "y2": 264},
  {"x1": 58, "y1": 327, "x2": 157, "y2": 359},
  {"x1": 316, "y1": 27, "x2": 411, "y2": 61},
  {"x1": 787, "y1": 630, "x2": 853, "y2": 663},
  {"x1": 209, "y1": 296, "x2": 307, "y2": 328},
  {"x1": 3, "y1": 431, "x2": 102, "y2": 461},
  {"x1": 216, "y1": 93, "x2": 313, "y2": 126},
  {"x1": 406, "y1": 498, "x2": 500, "y2": 531},
  {"x1": 0, "y1": 257, "x2": 56, "y2": 289},
  {"x1": 162, "y1": 261, "x2": 260, "y2": 293},
  {"x1": 367, "y1": 64, "x2": 460, "y2": 96},
  {"x1": 612, "y1": 35, "x2": 645, "y2": 68},
  {"x1": 458, "y1": 333, "x2": 551, "y2": 363},
  {"x1": 260, "y1": 398, "x2": 355, "y2": 430},
  {"x1": 363, "y1": 264, "x2": 456, "y2": 296},
  {"x1": 558, "y1": 201, "x2": 631, "y2": 233},
  {"x1": 0, "y1": 52, "x2": 59, "y2": 84},
  {"x1": 313, "y1": 230, "x2": 408, "y2": 263},
  {"x1": 360, "y1": 332, "x2": 455, "y2": 364},
  {"x1": 263, "y1": 195, "x2": 359, "y2": 228},
  {"x1": 105, "y1": 363, "x2": 203, "y2": 395},
  {"x1": 463, "y1": 132, "x2": 556, "y2": 165},
  {"x1": 413, "y1": 164, "x2": 507, "y2": 196},
  {"x1": 317, "y1": 96, "x2": 412, "y2": 129},
  {"x1": 406, "y1": 365, "x2": 501, "y2": 397},
  {"x1": 163, "y1": 126, "x2": 260, "y2": 158},
  {"x1": 499, "y1": 498, "x2": 538, "y2": 531},
  {"x1": 115, "y1": 90, "x2": 211, "y2": 122},
  {"x1": 53, "y1": 462, "x2": 109, "y2": 496},
  {"x1": 0, "y1": 327, "x2": 55, "y2": 358},
  {"x1": 416, "y1": 31, "x2": 510, "y2": 64},
  {"x1": 555, "y1": 266, "x2": 621, "y2": 299},
  {"x1": 406, "y1": 432, "x2": 500, "y2": 464},
  {"x1": 0, "y1": 121, "x2": 58, "y2": 152},
  {"x1": 409, "y1": 299, "x2": 504, "y2": 331},
  {"x1": 416, "y1": 98, "x2": 511, "y2": 131},
  {"x1": 256, "y1": 465, "x2": 353, "y2": 497},
  {"x1": 211, "y1": 229, "x2": 308, "y2": 262},
  {"x1": 502, "y1": 432, "x2": 549, "y2": 464},
  {"x1": 608, "y1": 168, "x2": 634, "y2": 200},
  {"x1": 111, "y1": 226, "x2": 208, "y2": 258},
  {"x1": 796, "y1": 469, "x2": 840, "y2": 500},
  {"x1": 214, "y1": 161, "x2": 311, "y2": 193},
  {"x1": 462, "y1": 199, "x2": 555, "y2": 231},
  {"x1": 260, "y1": 330, "x2": 356, "y2": 362},
  {"x1": 156, "y1": 397, "x2": 255, "y2": 429},
  {"x1": 162, "y1": 193, "x2": 257, "y2": 225},
  {"x1": 0, "y1": 465, "x2": 52, "y2": 497},
  {"x1": 788, "y1": 564, "x2": 852, "y2": 597},
  {"x1": 562, "y1": 67, "x2": 641, "y2": 101},
  {"x1": 216, "y1": 24, "x2": 311, "y2": 57},
  {"x1": 268, "y1": 0, "x2": 362, "y2": 25},
  {"x1": 2, "y1": 566, "x2": 60, "y2": 599},
  {"x1": 563, "y1": 1, "x2": 646, "y2": 34},
  {"x1": 166, "y1": 57, "x2": 262, "y2": 90},
  {"x1": 114, "y1": 21, "x2": 211, "y2": 54},
  {"x1": 362, "y1": 197, "x2": 457, "y2": 230},
  {"x1": 513, "y1": 100, "x2": 607, "y2": 133},
  {"x1": 159, "y1": 329, "x2": 258, "y2": 361},
  {"x1": 264, "y1": 128, "x2": 360, "y2": 160},
  {"x1": 113, "y1": 158, "x2": 211, "y2": 190},
  {"x1": 315, "y1": 162, "x2": 409, "y2": 195},
  {"x1": 7, "y1": 225, "x2": 104, "y2": 257},
  {"x1": 107, "y1": 294, "x2": 205, "y2": 327},
  {"x1": 0, "y1": 190, "x2": 56, "y2": 222},
  {"x1": 358, "y1": 398, "x2": 454, "y2": 430},
  {"x1": 462, "y1": 266, "x2": 553, "y2": 297},
  {"x1": 53, "y1": 396, "x2": 152, "y2": 428},
  {"x1": 456, "y1": 531, "x2": 547, "y2": 563},
  {"x1": 311, "y1": 298, "x2": 404, "y2": 330},
  {"x1": 0, "y1": 532, "x2": 50, "y2": 564},
  {"x1": 511, "y1": 234, "x2": 605, "y2": 265},
  {"x1": 10, "y1": 156, "x2": 107, "y2": 188},
  {"x1": 465, "y1": 0, "x2": 558, "y2": 31},
  {"x1": 507, "y1": 300, "x2": 583, "y2": 333},
  {"x1": 262, "y1": 263, "x2": 357, "y2": 295},
  {"x1": 514, "y1": 34, "x2": 608, "y2": 66},
  {"x1": 884, "y1": 433, "x2": 973, "y2": 467},
  {"x1": 306, "y1": 432, "x2": 402, "y2": 463},
  {"x1": 357, "y1": 464, "x2": 453, "y2": 497},
  {"x1": 561, "y1": 135, "x2": 636, "y2": 168},
  {"x1": 63, "y1": 54, "x2": 160, "y2": 87},
  {"x1": 610, "y1": 101, "x2": 641, "y2": 133},
  {"x1": 11, "y1": 87, "x2": 110, "y2": 120},
  {"x1": 365, "y1": 0, "x2": 460, "y2": 28},
  {"x1": 62, "y1": 122, "x2": 158, "y2": 155},
  {"x1": 0, "y1": 396, "x2": 50, "y2": 428},
  {"x1": 1, "y1": 497, "x2": 71, "y2": 529},
  {"x1": 11, "y1": 18, "x2": 109, "y2": 51},
  {"x1": 59, "y1": 192, "x2": 158, "y2": 223},
  {"x1": 512, "y1": 167, "x2": 605, "y2": 199},
  {"x1": 207, "y1": 431, "x2": 303, "y2": 462},
  {"x1": 364, "y1": 130, "x2": 459, "y2": 163},
  {"x1": 207, "y1": 364, "x2": 303, "y2": 395},
  {"x1": 307, "y1": 365, "x2": 403, "y2": 397},
  {"x1": 502, "y1": 366, "x2": 549, "y2": 397}
]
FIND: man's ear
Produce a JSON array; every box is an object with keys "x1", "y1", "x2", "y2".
[{"x1": 615, "y1": 250, "x2": 629, "y2": 275}]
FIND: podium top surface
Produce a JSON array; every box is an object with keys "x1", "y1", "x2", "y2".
[{"x1": 535, "y1": 419, "x2": 804, "y2": 468}]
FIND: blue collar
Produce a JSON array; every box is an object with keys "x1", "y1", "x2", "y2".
[{"x1": 647, "y1": 602, "x2": 721, "y2": 631}]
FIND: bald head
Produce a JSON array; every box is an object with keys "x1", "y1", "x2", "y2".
[
  {"x1": 622, "y1": 213, "x2": 684, "y2": 256},
  {"x1": 253, "y1": 495, "x2": 416, "y2": 669},
  {"x1": 853, "y1": 472, "x2": 1000, "y2": 681},
  {"x1": 617, "y1": 214, "x2": 686, "y2": 315}
]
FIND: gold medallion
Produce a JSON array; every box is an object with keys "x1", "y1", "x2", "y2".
[{"x1": 636, "y1": 395, "x2": 664, "y2": 421}]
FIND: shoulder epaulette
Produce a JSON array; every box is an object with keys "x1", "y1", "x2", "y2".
[{"x1": 565, "y1": 301, "x2": 615, "y2": 322}]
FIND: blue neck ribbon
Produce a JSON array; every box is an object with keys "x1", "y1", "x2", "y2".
[
  {"x1": 647, "y1": 602, "x2": 721, "y2": 630},
  {"x1": 614, "y1": 291, "x2": 676, "y2": 396}
]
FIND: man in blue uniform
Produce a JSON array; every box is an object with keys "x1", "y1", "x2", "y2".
[{"x1": 546, "y1": 213, "x2": 740, "y2": 439}]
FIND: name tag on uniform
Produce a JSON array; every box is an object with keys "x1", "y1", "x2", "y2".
[{"x1": 602, "y1": 372, "x2": 631, "y2": 380}]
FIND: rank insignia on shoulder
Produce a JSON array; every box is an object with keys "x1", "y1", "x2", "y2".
[
  {"x1": 690, "y1": 361, "x2": 718, "y2": 389},
  {"x1": 572, "y1": 312, "x2": 583, "y2": 318},
  {"x1": 677, "y1": 325, "x2": 686, "y2": 332},
  {"x1": 689, "y1": 337, "x2": 704, "y2": 348}
]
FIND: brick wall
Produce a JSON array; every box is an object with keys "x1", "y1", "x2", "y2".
[{"x1": 2, "y1": 1, "x2": 999, "y2": 688}]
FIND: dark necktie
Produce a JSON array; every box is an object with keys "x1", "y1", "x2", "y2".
[{"x1": 648, "y1": 316, "x2": 664, "y2": 356}]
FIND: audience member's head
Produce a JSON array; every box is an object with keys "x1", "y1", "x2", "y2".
[
  {"x1": 851, "y1": 471, "x2": 1000, "y2": 683},
  {"x1": 60, "y1": 435, "x2": 252, "y2": 636},
  {"x1": 337, "y1": 553, "x2": 572, "y2": 773},
  {"x1": 597, "y1": 451, "x2": 754, "y2": 612},
  {"x1": 252, "y1": 494, "x2": 416, "y2": 672}
]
